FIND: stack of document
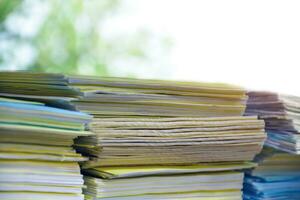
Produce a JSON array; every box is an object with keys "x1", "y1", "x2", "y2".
[
  {"x1": 246, "y1": 91, "x2": 300, "y2": 154},
  {"x1": 69, "y1": 76, "x2": 266, "y2": 199},
  {"x1": 78, "y1": 116, "x2": 265, "y2": 199},
  {"x1": 78, "y1": 116, "x2": 265, "y2": 167},
  {"x1": 69, "y1": 76, "x2": 248, "y2": 117},
  {"x1": 243, "y1": 147, "x2": 300, "y2": 200},
  {"x1": 0, "y1": 71, "x2": 81, "y2": 109},
  {"x1": 83, "y1": 162, "x2": 256, "y2": 200},
  {"x1": 0, "y1": 73, "x2": 267, "y2": 199},
  {"x1": 0, "y1": 97, "x2": 93, "y2": 200}
]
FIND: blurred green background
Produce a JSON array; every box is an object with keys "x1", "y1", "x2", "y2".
[{"x1": 0, "y1": 0, "x2": 171, "y2": 77}]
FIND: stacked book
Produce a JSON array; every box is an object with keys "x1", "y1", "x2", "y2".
[
  {"x1": 0, "y1": 97, "x2": 93, "y2": 200},
  {"x1": 243, "y1": 147, "x2": 300, "y2": 200},
  {"x1": 69, "y1": 76, "x2": 266, "y2": 199},
  {"x1": 246, "y1": 91, "x2": 300, "y2": 154}
]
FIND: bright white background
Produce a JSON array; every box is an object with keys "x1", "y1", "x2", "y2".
[{"x1": 121, "y1": 0, "x2": 300, "y2": 95}]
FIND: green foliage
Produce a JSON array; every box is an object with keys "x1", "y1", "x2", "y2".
[
  {"x1": 0, "y1": 0, "x2": 170, "y2": 77},
  {"x1": 0, "y1": 0, "x2": 21, "y2": 25}
]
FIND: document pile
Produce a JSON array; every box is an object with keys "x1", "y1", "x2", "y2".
[
  {"x1": 246, "y1": 91, "x2": 300, "y2": 154},
  {"x1": 79, "y1": 116, "x2": 265, "y2": 167},
  {"x1": 70, "y1": 76, "x2": 266, "y2": 199},
  {"x1": 69, "y1": 76, "x2": 248, "y2": 117},
  {"x1": 83, "y1": 163, "x2": 255, "y2": 200},
  {"x1": 0, "y1": 71, "x2": 80, "y2": 108},
  {"x1": 243, "y1": 147, "x2": 300, "y2": 200},
  {"x1": 0, "y1": 97, "x2": 93, "y2": 200}
]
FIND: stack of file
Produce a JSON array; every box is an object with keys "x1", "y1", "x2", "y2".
[
  {"x1": 246, "y1": 91, "x2": 300, "y2": 154},
  {"x1": 0, "y1": 97, "x2": 93, "y2": 200},
  {"x1": 69, "y1": 76, "x2": 266, "y2": 199},
  {"x1": 78, "y1": 116, "x2": 265, "y2": 167},
  {"x1": 83, "y1": 162, "x2": 255, "y2": 200},
  {"x1": 0, "y1": 71, "x2": 81, "y2": 109},
  {"x1": 0, "y1": 72, "x2": 267, "y2": 199},
  {"x1": 69, "y1": 76, "x2": 248, "y2": 117},
  {"x1": 243, "y1": 147, "x2": 300, "y2": 200}
]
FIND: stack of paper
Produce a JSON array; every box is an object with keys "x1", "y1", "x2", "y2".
[
  {"x1": 0, "y1": 71, "x2": 81, "y2": 109},
  {"x1": 246, "y1": 91, "x2": 300, "y2": 154},
  {"x1": 83, "y1": 163, "x2": 256, "y2": 200},
  {"x1": 78, "y1": 116, "x2": 265, "y2": 167},
  {"x1": 243, "y1": 147, "x2": 300, "y2": 200},
  {"x1": 0, "y1": 73, "x2": 267, "y2": 199},
  {"x1": 69, "y1": 76, "x2": 266, "y2": 199},
  {"x1": 0, "y1": 97, "x2": 93, "y2": 200},
  {"x1": 69, "y1": 76, "x2": 248, "y2": 117}
]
